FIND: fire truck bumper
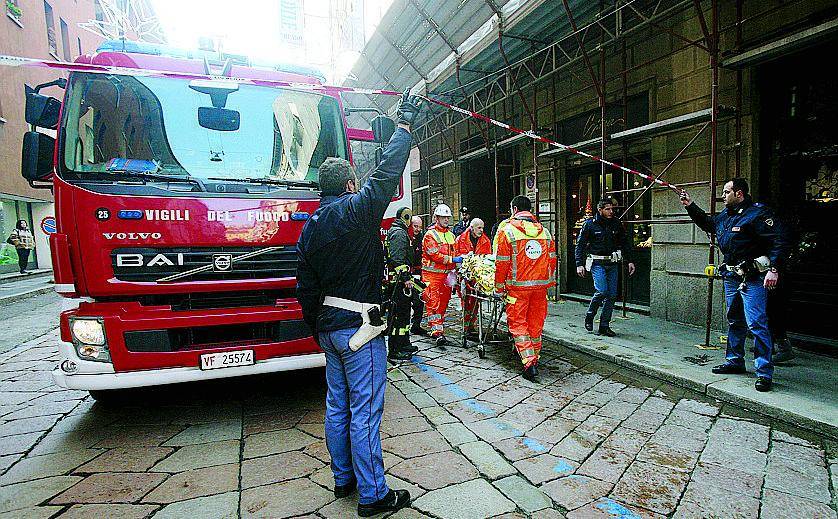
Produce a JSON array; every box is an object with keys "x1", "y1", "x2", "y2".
[{"x1": 52, "y1": 340, "x2": 325, "y2": 390}]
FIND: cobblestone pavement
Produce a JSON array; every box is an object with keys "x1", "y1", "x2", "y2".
[{"x1": 1, "y1": 318, "x2": 836, "y2": 518}]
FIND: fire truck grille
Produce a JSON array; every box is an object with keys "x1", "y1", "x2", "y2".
[{"x1": 111, "y1": 246, "x2": 297, "y2": 282}]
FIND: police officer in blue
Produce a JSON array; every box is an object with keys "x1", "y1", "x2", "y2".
[
  {"x1": 681, "y1": 178, "x2": 792, "y2": 392},
  {"x1": 574, "y1": 198, "x2": 636, "y2": 337},
  {"x1": 296, "y1": 91, "x2": 422, "y2": 516}
]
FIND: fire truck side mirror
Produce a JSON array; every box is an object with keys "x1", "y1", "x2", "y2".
[
  {"x1": 24, "y1": 85, "x2": 62, "y2": 130},
  {"x1": 371, "y1": 115, "x2": 395, "y2": 144},
  {"x1": 21, "y1": 131, "x2": 55, "y2": 186}
]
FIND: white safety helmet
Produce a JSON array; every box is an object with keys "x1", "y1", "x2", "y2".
[{"x1": 433, "y1": 204, "x2": 453, "y2": 217}]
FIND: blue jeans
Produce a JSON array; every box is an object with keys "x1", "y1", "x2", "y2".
[
  {"x1": 587, "y1": 264, "x2": 619, "y2": 328},
  {"x1": 723, "y1": 275, "x2": 773, "y2": 379},
  {"x1": 319, "y1": 328, "x2": 389, "y2": 504}
]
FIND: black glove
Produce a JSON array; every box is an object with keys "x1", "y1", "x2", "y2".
[{"x1": 397, "y1": 89, "x2": 424, "y2": 127}]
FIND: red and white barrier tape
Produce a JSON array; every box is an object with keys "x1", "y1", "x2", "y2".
[
  {"x1": 1, "y1": 53, "x2": 681, "y2": 193},
  {"x1": 418, "y1": 95, "x2": 680, "y2": 193}
]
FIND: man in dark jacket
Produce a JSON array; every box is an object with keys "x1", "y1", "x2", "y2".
[
  {"x1": 296, "y1": 91, "x2": 422, "y2": 516},
  {"x1": 385, "y1": 207, "x2": 418, "y2": 361},
  {"x1": 681, "y1": 179, "x2": 792, "y2": 392},
  {"x1": 574, "y1": 198, "x2": 636, "y2": 337}
]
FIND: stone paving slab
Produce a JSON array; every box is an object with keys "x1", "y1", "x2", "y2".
[
  {"x1": 151, "y1": 440, "x2": 240, "y2": 473},
  {"x1": 58, "y1": 504, "x2": 160, "y2": 518},
  {"x1": 240, "y1": 477, "x2": 334, "y2": 518},
  {"x1": 0, "y1": 449, "x2": 103, "y2": 485},
  {"x1": 50, "y1": 472, "x2": 167, "y2": 504},
  {"x1": 152, "y1": 491, "x2": 239, "y2": 518},
  {"x1": 493, "y1": 475, "x2": 553, "y2": 514},
  {"x1": 413, "y1": 478, "x2": 516, "y2": 519},
  {"x1": 142, "y1": 463, "x2": 239, "y2": 504},
  {"x1": 459, "y1": 441, "x2": 516, "y2": 480},
  {"x1": 0, "y1": 475, "x2": 82, "y2": 513},
  {"x1": 241, "y1": 451, "x2": 323, "y2": 489}
]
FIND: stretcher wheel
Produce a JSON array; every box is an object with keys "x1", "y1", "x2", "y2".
[{"x1": 478, "y1": 344, "x2": 485, "y2": 358}]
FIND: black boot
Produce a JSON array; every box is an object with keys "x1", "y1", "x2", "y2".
[
  {"x1": 410, "y1": 325, "x2": 429, "y2": 336},
  {"x1": 711, "y1": 363, "x2": 747, "y2": 375},
  {"x1": 584, "y1": 314, "x2": 594, "y2": 332},
  {"x1": 598, "y1": 327, "x2": 616, "y2": 337},
  {"x1": 773, "y1": 338, "x2": 795, "y2": 364},
  {"x1": 435, "y1": 335, "x2": 449, "y2": 350},
  {"x1": 334, "y1": 479, "x2": 356, "y2": 498},
  {"x1": 358, "y1": 489, "x2": 411, "y2": 517},
  {"x1": 522, "y1": 364, "x2": 537, "y2": 382},
  {"x1": 755, "y1": 377, "x2": 772, "y2": 392}
]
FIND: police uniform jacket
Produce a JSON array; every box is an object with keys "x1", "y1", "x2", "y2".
[
  {"x1": 452, "y1": 219, "x2": 469, "y2": 237},
  {"x1": 574, "y1": 213, "x2": 631, "y2": 267},
  {"x1": 686, "y1": 197, "x2": 792, "y2": 272},
  {"x1": 296, "y1": 127, "x2": 412, "y2": 334},
  {"x1": 386, "y1": 219, "x2": 413, "y2": 271}
]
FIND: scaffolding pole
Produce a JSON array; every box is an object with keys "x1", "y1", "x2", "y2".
[{"x1": 702, "y1": 0, "x2": 720, "y2": 349}]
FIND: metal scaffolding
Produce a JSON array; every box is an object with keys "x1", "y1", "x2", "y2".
[
  {"x1": 407, "y1": 0, "x2": 728, "y2": 347},
  {"x1": 345, "y1": 0, "x2": 833, "y2": 347}
]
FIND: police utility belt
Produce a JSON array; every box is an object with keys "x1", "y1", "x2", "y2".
[
  {"x1": 716, "y1": 256, "x2": 770, "y2": 279},
  {"x1": 585, "y1": 250, "x2": 622, "y2": 271},
  {"x1": 323, "y1": 296, "x2": 385, "y2": 351}
]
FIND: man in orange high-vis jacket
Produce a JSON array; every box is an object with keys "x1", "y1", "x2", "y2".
[
  {"x1": 494, "y1": 196, "x2": 557, "y2": 381},
  {"x1": 422, "y1": 204, "x2": 462, "y2": 349},
  {"x1": 455, "y1": 218, "x2": 492, "y2": 335}
]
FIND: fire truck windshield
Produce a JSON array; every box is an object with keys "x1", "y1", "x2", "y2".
[{"x1": 61, "y1": 73, "x2": 347, "y2": 185}]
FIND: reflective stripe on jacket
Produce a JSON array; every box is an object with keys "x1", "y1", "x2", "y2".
[
  {"x1": 494, "y1": 211, "x2": 556, "y2": 290},
  {"x1": 422, "y1": 225, "x2": 456, "y2": 275},
  {"x1": 455, "y1": 230, "x2": 492, "y2": 256}
]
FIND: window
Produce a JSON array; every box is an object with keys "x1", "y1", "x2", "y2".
[
  {"x1": 60, "y1": 19, "x2": 70, "y2": 61},
  {"x1": 44, "y1": 1, "x2": 57, "y2": 56}
]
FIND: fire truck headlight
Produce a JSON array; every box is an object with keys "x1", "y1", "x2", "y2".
[{"x1": 71, "y1": 318, "x2": 106, "y2": 346}]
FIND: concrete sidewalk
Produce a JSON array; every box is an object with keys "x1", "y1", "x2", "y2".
[
  {"x1": 543, "y1": 298, "x2": 838, "y2": 439},
  {"x1": 0, "y1": 270, "x2": 54, "y2": 304}
]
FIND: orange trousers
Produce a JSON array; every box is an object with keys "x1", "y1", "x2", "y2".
[
  {"x1": 422, "y1": 271, "x2": 452, "y2": 337},
  {"x1": 506, "y1": 288, "x2": 548, "y2": 368}
]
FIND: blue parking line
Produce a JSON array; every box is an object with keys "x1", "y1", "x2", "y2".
[
  {"x1": 593, "y1": 498, "x2": 642, "y2": 519},
  {"x1": 410, "y1": 356, "x2": 548, "y2": 454}
]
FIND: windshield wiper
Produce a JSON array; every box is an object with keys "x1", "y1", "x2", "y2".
[
  {"x1": 105, "y1": 170, "x2": 206, "y2": 191},
  {"x1": 206, "y1": 177, "x2": 319, "y2": 189}
]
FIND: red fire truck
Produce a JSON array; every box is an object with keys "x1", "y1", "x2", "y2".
[{"x1": 21, "y1": 40, "x2": 410, "y2": 399}]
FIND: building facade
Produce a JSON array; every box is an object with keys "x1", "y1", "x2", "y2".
[
  {"x1": 0, "y1": 0, "x2": 103, "y2": 273},
  {"x1": 401, "y1": 0, "x2": 836, "y2": 350}
]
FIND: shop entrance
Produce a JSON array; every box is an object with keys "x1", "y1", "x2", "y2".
[
  {"x1": 566, "y1": 157, "x2": 651, "y2": 305},
  {"x1": 759, "y1": 40, "x2": 838, "y2": 352}
]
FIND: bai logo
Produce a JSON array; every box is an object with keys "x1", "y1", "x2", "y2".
[
  {"x1": 103, "y1": 232, "x2": 162, "y2": 241},
  {"x1": 525, "y1": 240, "x2": 543, "y2": 260},
  {"x1": 116, "y1": 253, "x2": 184, "y2": 267}
]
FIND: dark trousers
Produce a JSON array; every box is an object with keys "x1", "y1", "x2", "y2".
[
  {"x1": 767, "y1": 276, "x2": 789, "y2": 341},
  {"x1": 411, "y1": 288, "x2": 424, "y2": 328},
  {"x1": 387, "y1": 284, "x2": 413, "y2": 356},
  {"x1": 17, "y1": 248, "x2": 30, "y2": 273}
]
